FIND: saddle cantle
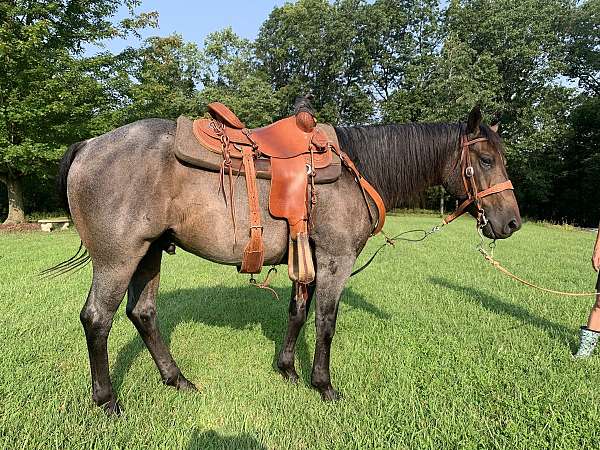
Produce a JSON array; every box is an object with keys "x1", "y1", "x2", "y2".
[{"x1": 174, "y1": 100, "x2": 386, "y2": 300}]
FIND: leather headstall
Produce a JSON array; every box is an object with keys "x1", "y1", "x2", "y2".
[{"x1": 443, "y1": 135, "x2": 514, "y2": 227}]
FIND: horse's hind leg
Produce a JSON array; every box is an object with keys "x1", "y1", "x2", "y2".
[
  {"x1": 80, "y1": 252, "x2": 147, "y2": 414},
  {"x1": 126, "y1": 242, "x2": 196, "y2": 391},
  {"x1": 277, "y1": 282, "x2": 316, "y2": 383}
]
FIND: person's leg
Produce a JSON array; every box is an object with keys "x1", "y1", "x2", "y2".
[
  {"x1": 574, "y1": 276, "x2": 600, "y2": 358},
  {"x1": 587, "y1": 292, "x2": 600, "y2": 331}
]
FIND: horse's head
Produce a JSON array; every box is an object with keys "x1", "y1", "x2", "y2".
[{"x1": 444, "y1": 107, "x2": 522, "y2": 239}]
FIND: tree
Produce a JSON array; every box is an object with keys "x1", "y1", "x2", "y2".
[
  {"x1": 364, "y1": 0, "x2": 445, "y2": 122},
  {"x1": 199, "y1": 28, "x2": 281, "y2": 128},
  {"x1": 0, "y1": 0, "x2": 156, "y2": 223},
  {"x1": 256, "y1": 0, "x2": 374, "y2": 124},
  {"x1": 564, "y1": 0, "x2": 599, "y2": 96},
  {"x1": 549, "y1": 0, "x2": 600, "y2": 226},
  {"x1": 117, "y1": 35, "x2": 203, "y2": 123}
]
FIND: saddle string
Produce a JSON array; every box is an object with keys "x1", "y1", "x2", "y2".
[{"x1": 213, "y1": 119, "x2": 238, "y2": 247}]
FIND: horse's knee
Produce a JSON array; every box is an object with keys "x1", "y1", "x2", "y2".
[
  {"x1": 315, "y1": 315, "x2": 336, "y2": 343},
  {"x1": 289, "y1": 303, "x2": 309, "y2": 324}
]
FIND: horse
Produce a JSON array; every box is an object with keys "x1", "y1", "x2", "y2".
[{"x1": 54, "y1": 106, "x2": 521, "y2": 414}]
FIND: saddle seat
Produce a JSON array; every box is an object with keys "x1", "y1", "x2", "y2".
[{"x1": 193, "y1": 114, "x2": 332, "y2": 162}]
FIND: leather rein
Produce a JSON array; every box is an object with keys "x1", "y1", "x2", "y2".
[{"x1": 442, "y1": 135, "x2": 514, "y2": 228}]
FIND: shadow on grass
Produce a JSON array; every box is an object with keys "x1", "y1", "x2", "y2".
[
  {"x1": 112, "y1": 284, "x2": 388, "y2": 394},
  {"x1": 430, "y1": 276, "x2": 575, "y2": 346},
  {"x1": 186, "y1": 429, "x2": 266, "y2": 450}
]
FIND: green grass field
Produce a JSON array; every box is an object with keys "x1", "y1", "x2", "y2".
[{"x1": 2, "y1": 214, "x2": 600, "y2": 449}]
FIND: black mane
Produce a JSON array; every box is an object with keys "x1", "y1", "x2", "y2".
[{"x1": 335, "y1": 123, "x2": 500, "y2": 208}]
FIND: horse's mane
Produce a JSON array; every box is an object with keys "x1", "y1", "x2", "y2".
[{"x1": 335, "y1": 122, "x2": 501, "y2": 208}]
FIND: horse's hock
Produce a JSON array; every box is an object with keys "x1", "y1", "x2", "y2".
[{"x1": 38, "y1": 218, "x2": 71, "y2": 232}]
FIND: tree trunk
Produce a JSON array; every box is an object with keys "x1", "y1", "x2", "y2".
[
  {"x1": 439, "y1": 188, "x2": 445, "y2": 217},
  {"x1": 1, "y1": 174, "x2": 26, "y2": 224}
]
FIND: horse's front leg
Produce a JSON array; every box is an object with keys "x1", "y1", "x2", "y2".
[
  {"x1": 277, "y1": 282, "x2": 316, "y2": 383},
  {"x1": 311, "y1": 249, "x2": 355, "y2": 401}
]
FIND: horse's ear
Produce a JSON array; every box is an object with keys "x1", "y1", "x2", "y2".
[
  {"x1": 466, "y1": 106, "x2": 482, "y2": 135},
  {"x1": 489, "y1": 122, "x2": 500, "y2": 134}
]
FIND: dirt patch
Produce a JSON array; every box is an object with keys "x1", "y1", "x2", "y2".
[{"x1": 0, "y1": 222, "x2": 41, "y2": 233}]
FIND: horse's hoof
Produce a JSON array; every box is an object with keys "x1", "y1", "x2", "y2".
[
  {"x1": 165, "y1": 373, "x2": 197, "y2": 391},
  {"x1": 101, "y1": 399, "x2": 123, "y2": 416},
  {"x1": 279, "y1": 367, "x2": 300, "y2": 384},
  {"x1": 319, "y1": 387, "x2": 342, "y2": 402},
  {"x1": 177, "y1": 377, "x2": 197, "y2": 391}
]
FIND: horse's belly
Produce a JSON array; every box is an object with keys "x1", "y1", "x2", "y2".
[{"x1": 169, "y1": 174, "x2": 288, "y2": 266}]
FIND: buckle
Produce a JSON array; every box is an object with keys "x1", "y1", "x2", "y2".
[{"x1": 465, "y1": 166, "x2": 474, "y2": 177}]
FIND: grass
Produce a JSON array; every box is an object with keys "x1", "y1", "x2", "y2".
[{"x1": 1, "y1": 214, "x2": 600, "y2": 449}]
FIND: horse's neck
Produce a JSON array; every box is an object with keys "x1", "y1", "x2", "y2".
[{"x1": 338, "y1": 123, "x2": 461, "y2": 209}]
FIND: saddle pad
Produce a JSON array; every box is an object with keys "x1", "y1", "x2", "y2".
[{"x1": 174, "y1": 116, "x2": 341, "y2": 183}]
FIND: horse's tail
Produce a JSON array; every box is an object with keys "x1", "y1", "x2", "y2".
[
  {"x1": 39, "y1": 241, "x2": 90, "y2": 279},
  {"x1": 57, "y1": 140, "x2": 86, "y2": 215},
  {"x1": 41, "y1": 141, "x2": 90, "y2": 278}
]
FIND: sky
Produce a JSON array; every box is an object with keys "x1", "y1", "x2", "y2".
[{"x1": 86, "y1": 0, "x2": 288, "y2": 55}]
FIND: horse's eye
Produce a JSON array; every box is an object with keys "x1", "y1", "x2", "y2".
[{"x1": 480, "y1": 155, "x2": 493, "y2": 168}]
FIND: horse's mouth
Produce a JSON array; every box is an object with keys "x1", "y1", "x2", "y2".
[
  {"x1": 481, "y1": 222, "x2": 498, "y2": 239},
  {"x1": 482, "y1": 219, "x2": 514, "y2": 240}
]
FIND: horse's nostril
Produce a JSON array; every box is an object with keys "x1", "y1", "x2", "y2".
[{"x1": 508, "y1": 218, "x2": 520, "y2": 231}]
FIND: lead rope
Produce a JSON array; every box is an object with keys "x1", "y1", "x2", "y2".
[{"x1": 475, "y1": 226, "x2": 600, "y2": 297}]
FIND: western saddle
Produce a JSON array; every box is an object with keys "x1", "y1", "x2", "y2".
[{"x1": 174, "y1": 97, "x2": 385, "y2": 298}]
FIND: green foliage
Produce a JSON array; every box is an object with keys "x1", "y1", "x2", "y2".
[
  {"x1": 366, "y1": 0, "x2": 445, "y2": 122},
  {"x1": 256, "y1": 0, "x2": 374, "y2": 124},
  {"x1": 123, "y1": 35, "x2": 203, "y2": 122},
  {"x1": 1, "y1": 0, "x2": 598, "y2": 225},
  {"x1": 198, "y1": 28, "x2": 281, "y2": 127},
  {"x1": 0, "y1": 0, "x2": 157, "y2": 176},
  {"x1": 563, "y1": 0, "x2": 599, "y2": 95},
  {"x1": 551, "y1": 95, "x2": 600, "y2": 225}
]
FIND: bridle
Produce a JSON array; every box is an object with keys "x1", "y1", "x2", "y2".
[
  {"x1": 443, "y1": 135, "x2": 514, "y2": 228},
  {"x1": 351, "y1": 132, "x2": 515, "y2": 277}
]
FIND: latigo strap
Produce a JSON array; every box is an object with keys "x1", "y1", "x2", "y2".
[
  {"x1": 239, "y1": 146, "x2": 264, "y2": 273},
  {"x1": 332, "y1": 148, "x2": 386, "y2": 235}
]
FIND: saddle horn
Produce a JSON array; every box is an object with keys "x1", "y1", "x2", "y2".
[{"x1": 294, "y1": 94, "x2": 317, "y2": 132}]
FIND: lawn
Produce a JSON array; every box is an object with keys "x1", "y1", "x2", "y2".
[{"x1": 1, "y1": 214, "x2": 600, "y2": 449}]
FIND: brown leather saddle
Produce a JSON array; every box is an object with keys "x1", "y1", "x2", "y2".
[{"x1": 174, "y1": 101, "x2": 385, "y2": 296}]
